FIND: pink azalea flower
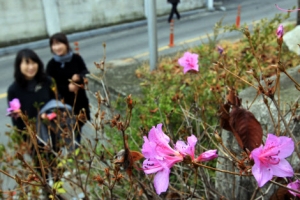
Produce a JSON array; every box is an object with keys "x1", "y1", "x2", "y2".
[
  {"x1": 217, "y1": 45, "x2": 224, "y2": 55},
  {"x1": 275, "y1": 4, "x2": 300, "y2": 12},
  {"x1": 142, "y1": 124, "x2": 183, "y2": 195},
  {"x1": 196, "y1": 150, "x2": 218, "y2": 162},
  {"x1": 175, "y1": 135, "x2": 218, "y2": 162},
  {"x1": 178, "y1": 52, "x2": 199, "y2": 74},
  {"x1": 250, "y1": 134, "x2": 294, "y2": 187},
  {"x1": 287, "y1": 180, "x2": 300, "y2": 197},
  {"x1": 276, "y1": 24, "x2": 284, "y2": 39},
  {"x1": 7, "y1": 98, "x2": 21, "y2": 118},
  {"x1": 175, "y1": 134, "x2": 197, "y2": 159}
]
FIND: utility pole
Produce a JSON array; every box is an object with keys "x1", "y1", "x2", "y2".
[
  {"x1": 41, "y1": 0, "x2": 61, "y2": 36},
  {"x1": 207, "y1": 0, "x2": 215, "y2": 11},
  {"x1": 146, "y1": 0, "x2": 158, "y2": 71}
]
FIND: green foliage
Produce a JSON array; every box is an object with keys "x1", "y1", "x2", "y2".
[
  {"x1": 130, "y1": 13, "x2": 300, "y2": 139},
  {"x1": 94, "y1": 12, "x2": 300, "y2": 198},
  {"x1": 106, "y1": 13, "x2": 300, "y2": 161}
]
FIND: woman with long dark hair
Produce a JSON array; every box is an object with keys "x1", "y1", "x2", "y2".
[
  {"x1": 46, "y1": 32, "x2": 90, "y2": 144},
  {"x1": 7, "y1": 48, "x2": 56, "y2": 141}
]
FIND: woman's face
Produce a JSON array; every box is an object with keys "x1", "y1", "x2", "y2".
[
  {"x1": 20, "y1": 58, "x2": 38, "y2": 80},
  {"x1": 51, "y1": 40, "x2": 68, "y2": 56}
]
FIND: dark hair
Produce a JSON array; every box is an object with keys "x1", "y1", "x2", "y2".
[
  {"x1": 14, "y1": 48, "x2": 46, "y2": 87},
  {"x1": 49, "y1": 32, "x2": 71, "y2": 53}
]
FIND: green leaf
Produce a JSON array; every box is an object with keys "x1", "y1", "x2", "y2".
[
  {"x1": 53, "y1": 181, "x2": 63, "y2": 189},
  {"x1": 179, "y1": 84, "x2": 185, "y2": 91},
  {"x1": 57, "y1": 188, "x2": 66, "y2": 194},
  {"x1": 57, "y1": 160, "x2": 67, "y2": 168},
  {"x1": 53, "y1": 181, "x2": 66, "y2": 194},
  {"x1": 75, "y1": 148, "x2": 80, "y2": 156}
]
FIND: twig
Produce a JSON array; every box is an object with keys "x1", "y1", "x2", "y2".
[
  {"x1": 192, "y1": 162, "x2": 252, "y2": 176},
  {"x1": 270, "y1": 179, "x2": 300, "y2": 195},
  {"x1": 271, "y1": 98, "x2": 300, "y2": 158}
]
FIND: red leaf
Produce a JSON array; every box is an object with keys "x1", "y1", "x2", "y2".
[
  {"x1": 149, "y1": 108, "x2": 159, "y2": 113},
  {"x1": 269, "y1": 186, "x2": 294, "y2": 200},
  {"x1": 226, "y1": 87, "x2": 241, "y2": 106},
  {"x1": 130, "y1": 151, "x2": 144, "y2": 162},
  {"x1": 229, "y1": 107, "x2": 263, "y2": 151},
  {"x1": 218, "y1": 103, "x2": 232, "y2": 132}
]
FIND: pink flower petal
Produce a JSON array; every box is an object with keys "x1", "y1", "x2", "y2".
[
  {"x1": 9, "y1": 98, "x2": 21, "y2": 110},
  {"x1": 164, "y1": 154, "x2": 183, "y2": 167},
  {"x1": 148, "y1": 124, "x2": 170, "y2": 145},
  {"x1": 252, "y1": 160, "x2": 273, "y2": 187},
  {"x1": 175, "y1": 141, "x2": 188, "y2": 154},
  {"x1": 148, "y1": 124, "x2": 177, "y2": 156},
  {"x1": 287, "y1": 180, "x2": 300, "y2": 197},
  {"x1": 187, "y1": 135, "x2": 197, "y2": 150},
  {"x1": 7, "y1": 98, "x2": 21, "y2": 116},
  {"x1": 251, "y1": 134, "x2": 294, "y2": 187},
  {"x1": 154, "y1": 168, "x2": 170, "y2": 195},
  {"x1": 271, "y1": 159, "x2": 294, "y2": 178},
  {"x1": 175, "y1": 135, "x2": 197, "y2": 159},
  {"x1": 142, "y1": 136, "x2": 156, "y2": 158},
  {"x1": 250, "y1": 145, "x2": 263, "y2": 164},
  {"x1": 143, "y1": 158, "x2": 163, "y2": 174},
  {"x1": 264, "y1": 134, "x2": 294, "y2": 158},
  {"x1": 178, "y1": 52, "x2": 199, "y2": 74},
  {"x1": 141, "y1": 123, "x2": 184, "y2": 195},
  {"x1": 275, "y1": 4, "x2": 300, "y2": 12},
  {"x1": 148, "y1": 124, "x2": 169, "y2": 143},
  {"x1": 276, "y1": 24, "x2": 284, "y2": 38},
  {"x1": 217, "y1": 45, "x2": 224, "y2": 55},
  {"x1": 196, "y1": 149, "x2": 218, "y2": 162}
]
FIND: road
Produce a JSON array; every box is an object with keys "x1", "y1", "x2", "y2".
[{"x1": 0, "y1": 0, "x2": 297, "y2": 143}]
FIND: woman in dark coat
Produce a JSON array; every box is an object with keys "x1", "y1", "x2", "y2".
[
  {"x1": 168, "y1": 0, "x2": 180, "y2": 23},
  {"x1": 7, "y1": 48, "x2": 56, "y2": 142},
  {"x1": 46, "y1": 32, "x2": 90, "y2": 144}
]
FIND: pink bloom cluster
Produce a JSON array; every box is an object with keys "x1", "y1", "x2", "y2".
[
  {"x1": 142, "y1": 124, "x2": 183, "y2": 195},
  {"x1": 276, "y1": 24, "x2": 284, "y2": 39},
  {"x1": 275, "y1": 4, "x2": 300, "y2": 12},
  {"x1": 178, "y1": 52, "x2": 199, "y2": 74},
  {"x1": 175, "y1": 135, "x2": 218, "y2": 162},
  {"x1": 287, "y1": 180, "x2": 300, "y2": 197},
  {"x1": 142, "y1": 124, "x2": 218, "y2": 195},
  {"x1": 7, "y1": 98, "x2": 21, "y2": 119},
  {"x1": 217, "y1": 45, "x2": 224, "y2": 55},
  {"x1": 250, "y1": 134, "x2": 294, "y2": 187}
]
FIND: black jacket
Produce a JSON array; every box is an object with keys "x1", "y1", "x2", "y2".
[
  {"x1": 46, "y1": 53, "x2": 90, "y2": 121},
  {"x1": 168, "y1": 0, "x2": 180, "y2": 3},
  {"x1": 7, "y1": 76, "x2": 56, "y2": 131}
]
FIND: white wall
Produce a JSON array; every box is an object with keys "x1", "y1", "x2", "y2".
[
  {"x1": 0, "y1": 0, "x2": 205, "y2": 47},
  {"x1": 0, "y1": 0, "x2": 47, "y2": 46}
]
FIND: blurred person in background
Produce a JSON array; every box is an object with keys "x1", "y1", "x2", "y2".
[
  {"x1": 168, "y1": 0, "x2": 180, "y2": 23},
  {"x1": 46, "y1": 32, "x2": 90, "y2": 145},
  {"x1": 7, "y1": 48, "x2": 56, "y2": 143}
]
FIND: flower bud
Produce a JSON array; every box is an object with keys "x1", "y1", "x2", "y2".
[
  {"x1": 214, "y1": 131, "x2": 222, "y2": 143},
  {"x1": 276, "y1": 24, "x2": 284, "y2": 39},
  {"x1": 195, "y1": 150, "x2": 218, "y2": 162}
]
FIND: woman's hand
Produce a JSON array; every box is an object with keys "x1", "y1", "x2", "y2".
[
  {"x1": 68, "y1": 74, "x2": 81, "y2": 93},
  {"x1": 71, "y1": 74, "x2": 81, "y2": 82},
  {"x1": 68, "y1": 82, "x2": 79, "y2": 93}
]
